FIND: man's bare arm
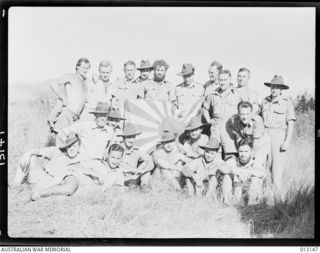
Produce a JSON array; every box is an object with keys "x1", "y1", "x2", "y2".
[{"x1": 50, "y1": 74, "x2": 73, "y2": 105}]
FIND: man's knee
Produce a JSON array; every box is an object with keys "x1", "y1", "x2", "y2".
[{"x1": 62, "y1": 176, "x2": 80, "y2": 195}]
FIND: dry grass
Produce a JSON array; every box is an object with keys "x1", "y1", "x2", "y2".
[{"x1": 7, "y1": 94, "x2": 314, "y2": 238}]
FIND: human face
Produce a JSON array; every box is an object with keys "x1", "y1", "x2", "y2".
[
  {"x1": 95, "y1": 113, "x2": 108, "y2": 128},
  {"x1": 237, "y1": 71, "x2": 250, "y2": 88},
  {"x1": 140, "y1": 69, "x2": 151, "y2": 81},
  {"x1": 239, "y1": 107, "x2": 253, "y2": 125},
  {"x1": 107, "y1": 118, "x2": 121, "y2": 129},
  {"x1": 204, "y1": 149, "x2": 218, "y2": 163},
  {"x1": 154, "y1": 66, "x2": 166, "y2": 82},
  {"x1": 66, "y1": 140, "x2": 80, "y2": 159},
  {"x1": 183, "y1": 73, "x2": 193, "y2": 86},
  {"x1": 208, "y1": 66, "x2": 219, "y2": 82},
  {"x1": 124, "y1": 135, "x2": 136, "y2": 149},
  {"x1": 270, "y1": 84, "x2": 282, "y2": 98},
  {"x1": 238, "y1": 145, "x2": 252, "y2": 165},
  {"x1": 124, "y1": 64, "x2": 136, "y2": 81},
  {"x1": 219, "y1": 73, "x2": 231, "y2": 92},
  {"x1": 99, "y1": 66, "x2": 112, "y2": 82},
  {"x1": 163, "y1": 140, "x2": 175, "y2": 153},
  {"x1": 77, "y1": 62, "x2": 90, "y2": 79},
  {"x1": 108, "y1": 150, "x2": 123, "y2": 169},
  {"x1": 189, "y1": 127, "x2": 202, "y2": 140}
]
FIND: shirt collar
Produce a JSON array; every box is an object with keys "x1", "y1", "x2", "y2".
[{"x1": 266, "y1": 95, "x2": 282, "y2": 104}]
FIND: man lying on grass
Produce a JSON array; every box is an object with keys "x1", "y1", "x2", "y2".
[{"x1": 221, "y1": 138, "x2": 267, "y2": 206}]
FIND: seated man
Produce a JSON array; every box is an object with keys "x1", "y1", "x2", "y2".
[
  {"x1": 13, "y1": 132, "x2": 87, "y2": 200},
  {"x1": 152, "y1": 130, "x2": 190, "y2": 190},
  {"x1": 221, "y1": 139, "x2": 266, "y2": 206},
  {"x1": 115, "y1": 123, "x2": 154, "y2": 189},
  {"x1": 107, "y1": 108, "x2": 126, "y2": 144},
  {"x1": 226, "y1": 101, "x2": 271, "y2": 170},
  {"x1": 181, "y1": 138, "x2": 230, "y2": 199},
  {"x1": 179, "y1": 116, "x2": 209, "y2": 159}
]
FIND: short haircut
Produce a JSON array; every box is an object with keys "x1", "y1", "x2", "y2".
[
  {"x1": 153, "y1": 60, "x2": 169, "y2": 70},
  {"x1": 99, "y1": 60, "x2": 112, "y2": 70},
  {"x1": 219, "y1": 69, "x2": 231, "y2": 77},
  {"x1": 237, "y1": 138, "x2": 253, "y2": 150},
  {"x1": 238, "y1": 67, "x2": 251, "y2": 75},
  {"x1": 209, "y1": 61, "x2": 223, "y2": 72},
  {"x1": 76, "y1": 58, "x2": 90, "y2": 70},
  {"x1": 237, "y1": 101, "x2": 253, "y2": 113},
  {"x1": 124, "y1": 60, "x2": 136, "y2": 68},
  {"x1": 108, "y1": 143, "x2": 124, "y2": 156}
]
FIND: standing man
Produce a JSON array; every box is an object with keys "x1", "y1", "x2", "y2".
[
  {"x1": 111, "y1": 61, "x2": 144, "y2": 112},
  {"x1": 261, "y1": 75, "x2": 295, "y2": 197},
  {"x1": 136, "y1": 60, "x2": 153, "y2": 84},
  {"x1": 48, "y1": 57, "x2": 91, "y2": 134},
  {"x1": 203, "y1": 61, "x2": 223, "y2": 97},
  {"x1": 81, "y1": 60, "x2": 113, "y2": 121},
  {"x1": 175, "y1": 64, "x2": 204, "y2": 119},
  {"x1": 202, "y1": 70, "x2": 242, "y2": 160},
  {"x1": 236, "y1": 68, "x2": 259, "y2": 114},
  {"x1": 143, "y1": 60, "x2": 176, "y2": 103}
]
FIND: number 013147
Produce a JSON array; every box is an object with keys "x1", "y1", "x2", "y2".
[{"x1": 300, "y1": 247, "x2": 318, "y2": 252}]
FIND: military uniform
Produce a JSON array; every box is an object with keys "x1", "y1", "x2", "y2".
[
  {"x1": 143, "y1": 79, "x2": 176, "y2": 102},
  {"x1": 203, "y1": 80, "x2": 220, "y2": 97},
  {"x1": 261, "y1": 95, "x2": 296, "y2": 191},
  {"x1": 203, "y1": 87, "x2": 242, "y2": 154},
  {"x1": 237, "y1": 86, "x2": 259, "y2": 114},
  {"x1": 179, "y1": 134, "x2": 209, "y2": 159}
]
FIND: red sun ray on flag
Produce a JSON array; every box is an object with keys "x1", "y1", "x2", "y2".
[{"x1": 123, "y1": 99, "x2": 203, "y2": 153}]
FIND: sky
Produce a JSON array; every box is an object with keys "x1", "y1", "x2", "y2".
[{"x1": 8, "y1": 7, "x2": 315, "y2": 100}]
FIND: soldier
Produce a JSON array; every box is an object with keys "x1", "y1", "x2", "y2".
[
  {"x1": 261, "y1": 75, "x2": 296, "y2": 197},
  {"x1": 181, "y1": 137, "x2": 229, "y2": 199},
  {"x1": 221, "y1": 138, "x2": 267, "y2": 206},
  {"x1": 226, "y1": 101, "x2": 271, "y2": 169},
  {"x1": 48, "y1": 58, "x2": 91, "y2": 135},
  {"x1": 116, "y1": 123, "x2": 154, "y2": 189},
  {"x1": 203, "y1": 61, "x2": 223, "y2": 97},
  {"x1": 110, "y1": 60, "x2": 144, "y2": 112},
  {"x1": 202, "y1": 69, "x2": 242, "y2": 160},
  {"x1": 179, "y1": 116, "x2": 209, "y2": 159},
  {"x1": 143, "y1": 60, "x2": 176, "y2": 103},
  {"x1": 58, "y1": 102, "x2": 115, "y2": 161},
  {"x1": 175, "y1": 63, "x2": 204, "y2": 119},
  {"x1": 107, "y1": 108, "x2": 126, "y2": 144},
  {"x1": 81, "y1": 60, "x2": 113, "y2": 121},
  {"x1": 152, "y1": 130, "x2": 190, "y2": 190},
  {"x1": 236, "y1": 68, "x2": 259, "y2": 114},
  {"x1": 136, "y1": 60, "x2": 153, "y2": 84}
]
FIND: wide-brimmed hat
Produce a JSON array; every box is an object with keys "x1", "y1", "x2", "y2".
[
  {"x1": 199, "y1": 137, "x2": 220, "y2": 151},
  {"x1": 264, "y1": 75, "x2": 289, "y2": 90},
  {"x1": 159, "y1": 130, "x2": 176, "y2": 143},
  {"x1": 137, "y1": 60, "x2": 153, "y2": 71},
  {"x1": 185, "y1": 117, "x2": 206, "y2": 131},
  {"x1": 117, "y1": 123, "x2": 142, "y2": 137},
  {"x1": 177, "y1": 63, "x2": 195, "y2": 76},
  {"x1": 89, "y1": 102, "x2": 110, "y2": 114},
  {"x1": 58, "y1": 131, "x2": 79, "y2": 149},
  {"x1": 108, "y1": 108, "x2": 126, "y2": 121}
]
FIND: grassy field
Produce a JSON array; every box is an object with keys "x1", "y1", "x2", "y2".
[{"x1": 8, "y1": 93, "x2": 315, "y2": 239}]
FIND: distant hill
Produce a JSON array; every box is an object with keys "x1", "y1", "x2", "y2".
[{"x1": 9, "y1": 83, "x2": 54, "y2": 103}]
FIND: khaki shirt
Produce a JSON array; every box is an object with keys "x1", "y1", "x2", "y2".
[
  {"x1": 180, "y1": 134, "x2": 209, "y2": 159},
  {"x1": 120, "y1": 145, "x2": 151, "y2": 172},
  {"x1": 203, "y1": 87, "x2": 242, "y2": 122},
  {"x1": 143, "y1": 79, "x2": 176, "y2": 102},
  {"x1": 261, "y1": 95, "x2": 296, "y2": 129},
  {"x1": 175, "y1": 81, "x2": 204, "y2": 111},
  {"x1": 203, "y1": 80, "x2": 220, "y2": 97},
  {"x1": 86, "y1": 78, "x2": 113, "y2": 109},
  {"x1": 152, "y1": 146, "x2": 189, "y2": 170}
]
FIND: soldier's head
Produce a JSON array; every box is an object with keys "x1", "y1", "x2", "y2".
[
  {"x1": 159, "y1": 130, "x2": 176, "y2": 153},
  {"x1": 123, "y1": 60, "x2": 136, "y2": 81},
  {"x1": 107, "y1": 144, "x2": 124, "y2": 169},
  {"x1": 208, "y1": 61, "x2": 223, "y2": 82},
  {"x1": 238, "y1": 101, "x2": 253, "y2": 125},
  {"x1": 91, "y1": 102, "x2": 109, "y2": 128},
  {"x1": 199, "y1": 138, "x2": 220, "y2": 163},
  {"x1": 270, "y1": 84, "x2": 283, "y2": 98},
  {"x1": 58, "y1": 132, "x2": 81, "y2": 159},
  {"x1": 99, "y1": 60, "x2": 112, "y2": 82},
  {"x1": 137, "y1": 60, "x2": 153, "y2": 81},
  {"x1": 218, "y1": 69, "x2": 232, "y2": 91},
  {"x1": 237, "y1": 68, "x2": 251, "y2": 88},
  {"x1": 118, "y1": 123, "x2": 141, "y2": 149},
  {"x1": 237, "y1": 138, "x2": 253, "y2": 165},
  {"x1": 107, "y1": 109, "x2": 125, "y2": 130},
  {"x1": 75, "y1": 58, "x2": 91, "y2": 79},
  {"x1": 178, "y1": 64, "x2": 195, "y2": 86},
  {"x1": 153, "y1": 60, "x2": 169, "y2": 82}
]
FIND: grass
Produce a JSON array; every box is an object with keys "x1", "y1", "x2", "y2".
[{"x1": 7, "y1": 95, "x2": 315, "y2": 238}]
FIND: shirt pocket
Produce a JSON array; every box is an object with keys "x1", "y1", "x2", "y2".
[{"x1": 272, "y1": 107, "x2": 287, "y2": 125}]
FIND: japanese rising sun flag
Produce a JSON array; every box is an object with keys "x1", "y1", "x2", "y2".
[{"x1": 123, "y1": 99, "x2": 203, "y2": 153}]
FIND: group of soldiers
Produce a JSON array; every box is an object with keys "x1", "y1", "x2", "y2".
[{"x1": 13, "y1": 57, "x2": 296, "y2": 206}]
